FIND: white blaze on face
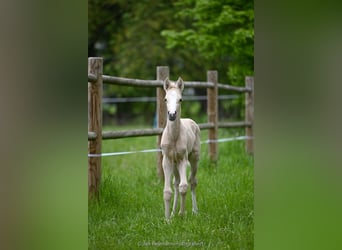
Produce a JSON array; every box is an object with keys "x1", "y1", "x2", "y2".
[
  {"x1": 165, "y1": 89, "x2": 182, "y2": 121},
  {"x1": 166, "y1": 90, "x2": 178, "y2": 115}
]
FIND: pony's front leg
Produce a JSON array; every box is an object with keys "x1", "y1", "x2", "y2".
[
  {"x1": 171, "y1": 172, "x2": 180, "y2": 217},
  {"x1": 162, "y1": 157, "x2": 173, "y2": 221},
  {"x1": 178, "y1": 159, "x2": 188, "y2": 216}
]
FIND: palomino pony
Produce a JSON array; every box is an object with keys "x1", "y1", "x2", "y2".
[{"x1": 160, "y1": 77, "x2": 201, "y2": 221}]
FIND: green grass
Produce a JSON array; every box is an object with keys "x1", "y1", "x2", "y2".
[{"x1": 89, "y1": 127, "x2": 254, "y2": 249}]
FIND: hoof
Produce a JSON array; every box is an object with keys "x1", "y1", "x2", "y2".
[{"x1": 178, "y1": 210, "x2": 187, "y2": 217}]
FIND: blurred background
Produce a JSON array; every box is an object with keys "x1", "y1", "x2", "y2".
[{"x1": 88, "y1": 0, "x2": 254, "y2": 126}]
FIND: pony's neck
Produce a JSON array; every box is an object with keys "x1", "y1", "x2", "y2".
[{"x1": 166, "y1": 116, "x2": 181, "y2": 143}]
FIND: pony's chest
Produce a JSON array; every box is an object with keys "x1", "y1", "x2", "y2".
[{"x1": 161, "y1": 144, "x2": 187, "y2": 160}]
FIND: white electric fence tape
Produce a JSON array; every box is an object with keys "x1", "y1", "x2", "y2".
[{"x1": 88, "y1": 136, "x2": 253, "y2": 157}]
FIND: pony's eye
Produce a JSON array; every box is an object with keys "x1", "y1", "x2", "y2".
[
  {"x1": 164, "y1": 98, "x2": 167, "y2": 102},
  {"x1": 179, "y1": 98, "x2": 182, "y2": 102}
]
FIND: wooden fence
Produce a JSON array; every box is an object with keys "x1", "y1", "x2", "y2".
[{"x1": 88, "y1": 57, "x2": 254, "y2": 199}]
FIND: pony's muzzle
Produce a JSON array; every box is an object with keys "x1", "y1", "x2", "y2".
[{"x1": 168, "y1": 111, "x2": 177, "y2": 121}]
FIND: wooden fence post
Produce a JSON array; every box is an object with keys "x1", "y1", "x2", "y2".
[
  {"x1": 88, "y1": 57, "x2": 103, "y2": 200},
  {"x1": 245, "y1": 76, "x2": 254, "y2": 154},
  {"x1": 156, "y1": 66, "x2": 169, "y2": 180},
  {"x1": 207, "y1": 71, "x2": 218, "y2": 163}
]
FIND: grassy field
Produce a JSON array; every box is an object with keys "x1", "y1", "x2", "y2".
[{"x1": 88, "y1": 127, "x2": 254, "y2": 249}]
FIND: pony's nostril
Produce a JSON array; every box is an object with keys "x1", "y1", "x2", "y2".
[{"x1": 168, "y1": 112, "x2": 177, "y2": 121}]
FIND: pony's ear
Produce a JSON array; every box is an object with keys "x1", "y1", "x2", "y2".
[
  {"x1": 176, "y1": 77, "x2": 184, "y2": 92},
  {"x1": 163, "y1": 77, "x2": 170, "y2": 91}
]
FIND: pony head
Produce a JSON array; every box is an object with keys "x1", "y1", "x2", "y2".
[{"x1": 163, "y1": 77, "x2": 184, "y2": 121}]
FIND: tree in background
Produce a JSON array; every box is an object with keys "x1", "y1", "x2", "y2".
[
  {"x1": 162, "y1": 0, "x2": 254, "y2": 87},
  {"x1": 88, "y1": 0, "x2": 254, "y2": 124},
  {"x1": 162, "y1": 0, "x2": 254, "y2": 119}
]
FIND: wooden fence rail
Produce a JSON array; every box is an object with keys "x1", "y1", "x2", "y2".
[
  {"x1": 102, "y1": 128, "x2": 163, "y2": 139},
  {"x1": 88, "y1": 57, "x2": 254, "y2": 199},
  {"x1": 87, "y1": 121, "x2": 251, "y2": 141},
  {"x1": 102, "y1": 75, "x2": 217, "y2": 89},
  {"x1": 90, "y1": 74, "x2": 252, "y2": 92}
]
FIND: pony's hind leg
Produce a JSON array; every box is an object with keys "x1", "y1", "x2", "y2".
[{"x1": 189, "y1": 155, "x2": 199, "y2": 214}]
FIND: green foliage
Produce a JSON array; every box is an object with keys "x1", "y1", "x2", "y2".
[
  {"x1": 88, "y1": 0, "x2": 254, "y2": 123},
  {"x1": 182, "y1": 101, "x2": 202, "y2": 118},
  {"x1": 89, "y1": 127, "x2": 254, "y2": 249},
  {"x1": 161, "y1": 0, "x2": 254, "y2": 86},
  {"x1": 89, "y1": 0, "x2": 210, "y2": 123},
  {"x1": 89, "y1": 0, "x2": 206, "y2": 82}
]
